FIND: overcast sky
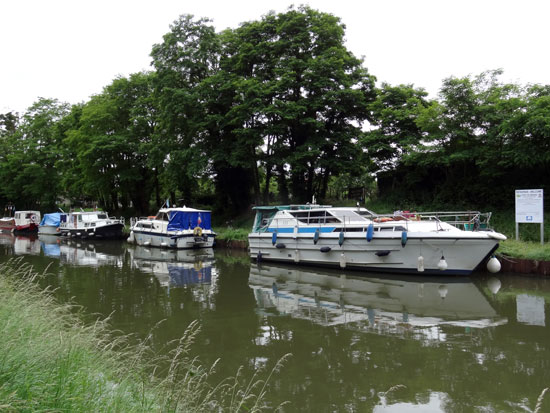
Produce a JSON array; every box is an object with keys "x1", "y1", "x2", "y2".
[{"x1": 2, "y1": 0, "x2": 549, "y2": 114}]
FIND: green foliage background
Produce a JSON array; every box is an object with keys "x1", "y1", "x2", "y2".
[{"x1": 0, "y1": 6, "x2": 548, "y2": 232}]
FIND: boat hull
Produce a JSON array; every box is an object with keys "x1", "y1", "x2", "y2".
[
  {"x1": 13, "y1": 223, "x2": 39, "y2": 234},
  {"x1": 0, "y1": 218, "x2": 15, "y2": 232},
  {"x1": 248, "y1": 233, "x2": 499, "y2": 275},
  {"x1": 131, "y1": 230, "x2": 215, "y2": 249},
  {"x1": 62, "y1": 223, "x2": 125, "y2": 239},
  {"x1": 38, "y1": 225, "x2": 60, "y2": 235}
]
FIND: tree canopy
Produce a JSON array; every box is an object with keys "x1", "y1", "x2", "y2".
[{"x1": 1, "y1": 8, "x2": 548, "y2": 217}]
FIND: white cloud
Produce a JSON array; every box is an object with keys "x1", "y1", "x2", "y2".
[{"x1": 1, "y1": 0, "x2": 549, "y2": 113}]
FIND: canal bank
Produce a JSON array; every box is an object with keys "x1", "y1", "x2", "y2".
[{"x1": 499, "y1": 255, "x2": 550, "y2": 276}]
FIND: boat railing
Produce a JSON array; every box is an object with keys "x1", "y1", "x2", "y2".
[
  {"x1": 261, "y1": 211, "x2": 492, "y2": 233},
  {"x1": 368, "y1": 211, "x2": 492, "y2": 231}
]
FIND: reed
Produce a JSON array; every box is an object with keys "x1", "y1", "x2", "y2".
[{"x1": 0, "y1": 258, "x2": 288, "y2": 412}]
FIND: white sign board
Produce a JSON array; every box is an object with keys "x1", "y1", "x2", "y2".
[{"x1": 515, "y1": 189, "x2": 544, "y2": 223}]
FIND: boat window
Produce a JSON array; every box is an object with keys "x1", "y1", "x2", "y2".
[
  {"x1": 156, "y1": 212, "x2": 169, "y2": 221},
  {"x1": 330, "y1": 210, "x2": 368, "y2": 222},
  {"x1": 289, "y1": 210, "x2": 340, "y2": 224},
  {"x1": 98, "y1": 214, "x2": 107, "y2": 219},
  {"x1": 333, "y1": 227, "x2": 365, "y2": 232},
  {"x1": 138, "y1": 222, "x2": 152, "y2": 229},
  {"x1": 379, "y1": 226, "x2": 407, "y2": 232}
]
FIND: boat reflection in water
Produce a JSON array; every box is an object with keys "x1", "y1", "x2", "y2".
[
  {"x1": 0, "y1": 233, "x2": 41, "y2": 255},
  {"x1": 39, "y1": 234, "x2": 61, "y2": 257},
  {"x1": 249, "y1": 263, "x2": 507, "y2": 341},
  {"x1": 128, "y1": 245, "x2": 216, "y2": 288},
  {"x1": 39, "y1": 235, "x2": 125, "y2": 268}
]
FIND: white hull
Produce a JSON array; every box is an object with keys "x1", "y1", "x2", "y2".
[
  {"x1": 38, "y1": 225, "x2": 60, "y2": 235},
  {"x1": 248, "y1": 232, "x2": 499, "y2": 275},
  {"x1": 132, "y1": 230, "x2": 215, "y2": 249}
]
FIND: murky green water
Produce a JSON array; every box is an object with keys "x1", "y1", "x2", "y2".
[{"x1": 2, "y1": 233, "x2": 550, "y2": 412}]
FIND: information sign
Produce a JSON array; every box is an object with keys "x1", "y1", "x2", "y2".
[
  {"x1": 515, "y1": 189, "x2": 544, "y2": 223},
  {"x1": 515, "y1": 189, "x2": 544, "y2": 244}
]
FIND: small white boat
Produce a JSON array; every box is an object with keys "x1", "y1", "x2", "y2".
[
  {"x1": 59, "y1": 210, "x2": 124, "y2": 239},
  {"x1": 248, "y1": 204, "x2": 507, "y2": 275},
  {"x1": 128, "y1": 207, "x2": 216, "y2": 249},
  {"x1": 38, "y1": 212, "x2": 66, "y2": 235}
]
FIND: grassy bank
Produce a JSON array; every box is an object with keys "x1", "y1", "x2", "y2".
[{"x1": 0, "y1": 259, "x2": 287, "y2": 412}]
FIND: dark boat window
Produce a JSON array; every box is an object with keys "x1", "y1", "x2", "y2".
[
  {"x1": 289, "y1": 210, "x2": 340, "y2": 224},
  {"x1": 98, "y1": 214, "x2": 107, "y2": 219},
  {"x1": 332, "y1": 227, "x2": 365, "y2": 232}
]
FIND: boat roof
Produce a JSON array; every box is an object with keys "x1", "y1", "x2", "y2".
[
  {"x1": 68, "y1": 210, "x2": 107, "y2": 214},
  {"x1": 252, "y1": 204, "x2": 333, "y2": 211},
  {"x1": 159, "y1": 207, "x2": 211, "y2": 213}
]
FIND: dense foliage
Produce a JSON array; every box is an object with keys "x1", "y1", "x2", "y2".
[{"x1": 1, "y1": 7, "x2": 548, "y2": 217}]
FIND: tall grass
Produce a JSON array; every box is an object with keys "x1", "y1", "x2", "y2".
[{"x1": 0, "y1": 258, "x2": 289, "y2": 412}]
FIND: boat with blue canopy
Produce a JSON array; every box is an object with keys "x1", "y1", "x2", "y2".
[
  {"x1": 128, "y1": 207, "x2": 215, "y2": 249},
  {"x1": 38, "y1": 212, "x2": 66, "y2": 235}
]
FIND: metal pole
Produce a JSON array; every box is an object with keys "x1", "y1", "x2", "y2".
[{"x1": 516, "y1": 222, "x2": 519, "y2": 241}]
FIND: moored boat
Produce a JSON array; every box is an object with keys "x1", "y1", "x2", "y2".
[
  {"x1": 128, "y1": 207, "x2": 215, "y2": 249},
  {"x1": 0, "y1": 217, "x2": 15, "y2": 232},
  {"x1": 38, "y1": 212, "x2": 66, "y2": 235},
  {"x1": 11, "y1": 211, "x2": 41, "y2": 234},
  {"x1": 59, "y1": 210, "x2": 124, "y2": 239},
  {"x1": 248, "y1": 204, "x2": 507, "y2": 276}
]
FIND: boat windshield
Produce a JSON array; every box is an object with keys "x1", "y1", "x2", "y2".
[
  {"x1": 155, "y1": 212, "x2": 170, "y2": 221},
  {"x1": 330, "y1": 209, "x2": 369, "y2": 223}
]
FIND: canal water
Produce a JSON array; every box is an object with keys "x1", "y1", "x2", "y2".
[{"x1": 1, "y1": 233, "x2": 550, "y2": 412}]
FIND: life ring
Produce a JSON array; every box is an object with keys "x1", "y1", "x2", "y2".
[
  {"x1": 56, "y1": 227, "x2": 61, "y2": 232},
  {"x1": 30, "y1": 214, "x2": 37, "y2": 223},
  {"x1": 193, "y1": 226, "x2": 203, "y2": 236},
  {"x1": 374, "y1": 217, "x2": 394, "y2": 223}
]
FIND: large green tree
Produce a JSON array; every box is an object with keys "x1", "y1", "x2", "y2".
[
  {"x1": 0, "y1": 99, "x2": 69, "y2": 210},
  {"x1": 64, "y1": 73, "x2": 157, "y2": 214},
  {"x1": 150, "y1": 15, "x2": 220, "y2": 208}
]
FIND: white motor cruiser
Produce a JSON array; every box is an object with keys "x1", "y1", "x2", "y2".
[
  {"x1": 248, "y1": 203, "x2": 506, "y2": 276},
  {"x1": 128, "y1": 207, "x2": 216, "y2": 249}
]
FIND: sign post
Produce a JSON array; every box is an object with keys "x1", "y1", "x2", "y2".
[{"x1": 515, "y1": 189, "x2": 544, "y2": 245}]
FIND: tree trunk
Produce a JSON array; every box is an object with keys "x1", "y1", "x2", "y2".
[
  {"x1": 277, "y1": 164, "x2": 289, "y2": 204},
  {"x1": 263, "y1": 164, "x2": 273, "y2": 205}
]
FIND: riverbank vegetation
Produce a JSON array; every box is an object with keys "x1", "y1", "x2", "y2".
[
  {"x1": 1, "y1": 6, "x2": 548, "y2": 222},
  {"x1": 0, "y1": 259, "x2": 287, "y2": 412}
]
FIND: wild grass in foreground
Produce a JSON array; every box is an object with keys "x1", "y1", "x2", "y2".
[{"x1": 0, "y1": 258, "x2": 289, "y2": 412}]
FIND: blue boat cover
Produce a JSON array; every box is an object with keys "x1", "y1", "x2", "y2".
[
  {"x1": 39, "y1": 212, "x2": 64, "y2": 227},
  {"x1": 168, "y1": 265, "x2": 212, "y2": 286},
  {"x1": 40, "y1": 242, "x2": 60, "y2": 257},
  {"x1": 167, "y1": 211, "x2": 212, "y2": 232}
]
